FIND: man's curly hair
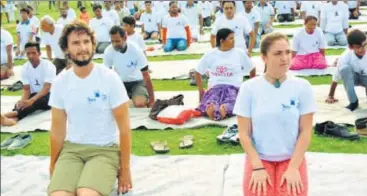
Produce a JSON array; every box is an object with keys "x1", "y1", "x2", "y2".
[{"x1": 59, "y1": 20, "x2": 97, "y2": 54}]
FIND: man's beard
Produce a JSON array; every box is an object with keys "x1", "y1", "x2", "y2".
[
  {"x1": 69, "y1": 52, "x2": 93, "y2": 67},
  {"x1": 114, "y1": 44, "x2": 127, "y2": 54},
  {"x1": 62, "y1": 14, "x2": 67, "y2": 18}
]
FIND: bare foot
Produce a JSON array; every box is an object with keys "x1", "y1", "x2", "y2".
[
  {"x1": 206, "y1": 103, "x2": 216, "y2": 120},
  {"x1": 219, "y1": 104, "x2": 227, "y2": 120},
  {"x1": 1, "y1": 115, "x2": 17, "y2": 126},
  {"x1": 4, "y1": 111, "x2": 17, "y2": 118}
]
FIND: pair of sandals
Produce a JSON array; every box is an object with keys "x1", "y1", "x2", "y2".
[
  {"x1": 150, "y1": 135, "x2": 194, "y2": 154},
  {"x1": 7, "y1": 81, "x2": 23, "y2": 92}
]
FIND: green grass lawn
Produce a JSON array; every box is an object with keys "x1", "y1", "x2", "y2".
[{"x1": 1, "y1": 127, "x2": 366, "y2": 156}]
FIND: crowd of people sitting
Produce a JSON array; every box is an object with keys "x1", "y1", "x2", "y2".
[
  {"x1": 1, "y1": 0, "x2": 366, "y2": 126},
  {"x1": 0, "y1": 1, "x2": 366, "y2": 195}
]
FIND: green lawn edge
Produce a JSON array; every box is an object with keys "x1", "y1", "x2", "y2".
[{"x1": 1, "y1": 127, "x2": 366, "y2": 156}]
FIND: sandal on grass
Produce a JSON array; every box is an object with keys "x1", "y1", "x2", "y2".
[
  {"x1": 151, "y1": 141, "x2": 170, "y2": 154},
  {"x1": 179, "y1": 135, "x2": 194, "y2": 149},
  {"x1": 7, "y1": 81, "x2": 23, "y2": 92}
]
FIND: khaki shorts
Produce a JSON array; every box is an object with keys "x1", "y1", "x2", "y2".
[
  {"x1": 48, "y1": 142, "x2": 120, "y2": 196},
  {"x1": 124, "y1": 80, "x2": 149, "y2": 99}
]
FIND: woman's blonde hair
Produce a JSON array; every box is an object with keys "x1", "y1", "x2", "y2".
[{"x1": 260, "y1": 32, "x2": 289, "y2": 56}]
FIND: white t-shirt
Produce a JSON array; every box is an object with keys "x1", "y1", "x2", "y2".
[
  {"x1": 235, "y1": 1, "x2": 245, "y2": 13},
  {"x1": 300, "y1": 1, "x2": 321, "y2": 19},
  {"x1": 242, "y1": 9, "x2": 261, "y2": 29},
  {"x1": 153, "y1": 1, "x2": 170, "y2": 25},
  {"x1": 333, "y1": 49, "x2": 367, "y2": 82},
  {"x1": 182, "y1": 4, "x2": 202, "y2": 27},
  {"x1": 255, "y1": 3, "x2": 275, "y2": 25},
  {"x1": 275, "y1": 1, "x2": 295, "y2": 15},
  {"x1": 48, "y1": 64, "x2": 129, "y2": 146},
  {"x1": 56, "y1": 17, "x2": 72, "y2": 26},
  {"x1": 233, "y1": 76, "x2": 317, "y2": 161},
  {"x1": 348, "y1": 1, "x2": 358, "y2": 9},
  {"x1": 161, "y1": 14, "x2": 190, "y2": 39},
  {"x1": 102, "y1": 9, "x2": 120, "y2": 26},
  {"x1": 320, "y1": 2, "x2": 349, "y2": 34},
  {"x1": 67, "y1": 8, "x2": 77, "y2": 21},
  {"x1": 89, "y1": 17, "x2": 113, "y2": 43},
  {"x1": 16, "y1": 20, "x2": 34, "y2": 50},
  {"x1": 104, "y1": 42, "x2": 148, "y2": 82},
  {"x1": 140, "y1": 12, "x2": 159, "y2": 32},
  {"x1": 21, "y1": 59, "x2": 56, "y2": 94},
  {"x1": 126, "y1": 1, "x2": 135, "y2": 9},
  {"x1": 1, "y1": 29, "x2": 13, "y2": 65},
  {"x1": 292, "y1": 27, "x2": 326, "y2": 55},
  {"x1": 212, "y1": 15, "x2": 253, "y2": 51},
  {"x1": 29, "y1": 16, "x2": 40, "y2": 37},
  {"x1": 195, "y1": 48, "x2": 253, "y2": 88},
  {"x1": 198, "y1": 1, "x2": 212, "y2": 18},
  {"x1": 41, "y1": 24, "x2": 65, "y2": 59},
  {"x1": 128, "y1": 32, "x2": 145, "y2": 50}
]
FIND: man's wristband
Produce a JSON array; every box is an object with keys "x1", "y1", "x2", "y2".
[{"x1": 253, "y1": 167, "x2": 265, "y2": 171}]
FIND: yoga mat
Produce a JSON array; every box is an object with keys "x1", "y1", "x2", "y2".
[
  {"x1": 1, "y1": 153, "x2": 367, "y2": 196},
  {"x1": 1, "y1": 85, "x2": 366, "y2": 133},
  {"x1": 149, "y1": 56, "x2": 340, "y2": 80}
]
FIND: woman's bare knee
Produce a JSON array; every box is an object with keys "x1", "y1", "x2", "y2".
[
  {"x1": 50, "y1": 191, "x2": 75, "y2": 196},
  {"x1": 76, "y1": 188, "x2": 101, "y2": 196}
]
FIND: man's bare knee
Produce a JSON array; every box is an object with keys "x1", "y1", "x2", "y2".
[
  {"x1": 50, "y1": 191, "x2": 75, "y2": 196},
  {"x1": 151, "y1": 33, "x2": 159, "y2": 40},
  {"x1": 133, "y1": 97, "x2": 147, "y2": 108},
  {"x1": 76, "y1": 188, "x2": 101, "y2": 196}
]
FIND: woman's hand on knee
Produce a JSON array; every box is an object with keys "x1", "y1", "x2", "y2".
[{"x1": 249, "y1": 169, "x2": 272, "y2": 196}]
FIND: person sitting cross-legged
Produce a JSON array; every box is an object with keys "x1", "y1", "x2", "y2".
[
  {"x1": 1, "y1": 42, "x2": 56, "y2": 127},
  {"x1": 195, "y1": 28, "x2": 255, "y2": 121},
  {"x1": 104, "y1": 26, "x2": 155, "y2": 108},
  {"x1": 274, "y1": 1, "x2": 296, "y2": 22},
  {"x1": 320, "y1": 0, "x2": 348, "y2": 46},
  {"x1": 161, "y1": 1, "x2": 192, "y2": 53},
  {"x1": 290, "y1": 16, "x2": 327, "y2": 70},
  {"x1": 89, "y1": 4, "x2": 113, "y2": 54},
  {"x1": 140, "y1": 1, "x2": 160, "y2": 40},
  {"x1": 326, "y1": 29, "x2": 367, "y2": 111},
  {"x1": 48, "y1": 21, "x2": 132, "y2": 196}
]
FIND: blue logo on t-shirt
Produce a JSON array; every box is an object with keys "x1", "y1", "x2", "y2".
[
  {"x1": 282, "y1": 98, "x2": 297, "y2": 111},
  {"x1": 127, "y1": 60, "x2": 138, "y2": 68},
  {"x1": 87, "y1": 90, "x2": 107, "y2": 103}
]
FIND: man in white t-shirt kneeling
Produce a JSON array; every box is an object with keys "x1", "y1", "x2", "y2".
[
  {"x1": 104, "y1": 26, "x2": 155, "y2": 108},
  {"x1": 326, "y1": 29, "x2": 367, "y2": 111},
  {"x1": 162, "y1": 1, "x2": 192, "y2": 53},
  {"x1": 41, "y1": 15, "x2": 68, "y2": 75},
  {"x1": 47, "y1": 21, "x2": 132, "y2": 196},
  {"x1": 1, "y1": 42, "x2": 56, "y2": 126}
]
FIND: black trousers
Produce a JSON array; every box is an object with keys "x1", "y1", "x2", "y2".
[
  {"x1": 349, "y1": 8, "x2": 360, "y2": 19},
  {"x1": 277, "y1": 14, "x2": 294, "y2": 22},
  {"x1": 13, "y1": 93, "x2": 51, "y2": 120},
  {"x1": 203, "y1": 17, "x2": 211, "y2": 27}
]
